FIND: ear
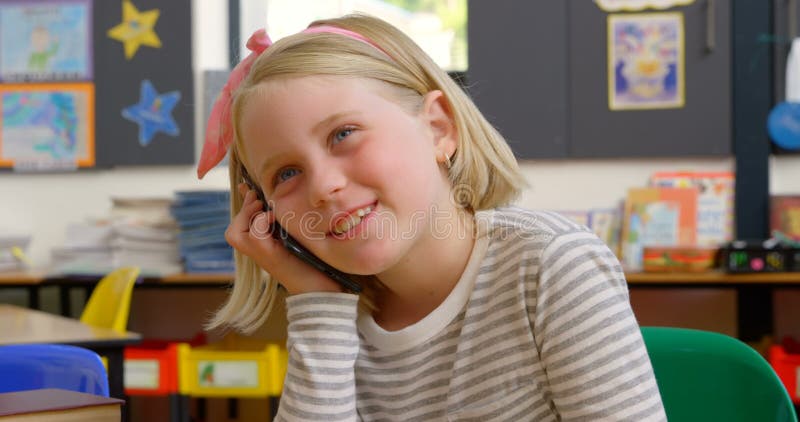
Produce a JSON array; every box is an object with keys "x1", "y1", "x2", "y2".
[{"x1": 420, "y1": 90, "x2": 458, "y2": 158}]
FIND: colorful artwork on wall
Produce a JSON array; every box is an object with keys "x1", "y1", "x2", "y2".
[
  {"x1": 121, "y1": 79, "x2": 180, "y2": 147},
  {"x1": 608, "y1": 12, "x2": 684, "y2": 110},
  {"x1": 0, "y1": 83, "x2": 94, "y2": 170},
  {"x1": 0, "y1": 0, "x2": 92, "y2": 82},
  {"x1": 106, "y1": 0, "x2": 161, "y2": 60}
]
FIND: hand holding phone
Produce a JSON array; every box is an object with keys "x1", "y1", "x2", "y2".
[{"x1": 241, "y1": 171, "x2": 362, "y2": 293}]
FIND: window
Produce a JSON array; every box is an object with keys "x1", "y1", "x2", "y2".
[{"x1": 238, "y1": 0, "x2": 467, "y2": 72}]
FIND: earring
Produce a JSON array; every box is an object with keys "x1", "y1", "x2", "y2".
[{"x1": 439, "y1": 151, "x2": 452, "y2": 169}]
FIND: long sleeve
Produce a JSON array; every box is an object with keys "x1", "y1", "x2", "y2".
[
  {"x1": 276, "y1": 293, "x2": 360, "y2": 422},
  {"x1": 531, "y1": 229, "x2": 666, "y2": 421}
]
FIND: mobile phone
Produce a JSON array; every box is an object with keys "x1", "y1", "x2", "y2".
[{"x1": 241, "y1": 171, "x2": 362, "y2": 293}]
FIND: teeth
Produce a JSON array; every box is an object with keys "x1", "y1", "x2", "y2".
[{"x1": 333, "y1": 206, "x2": 372, "y2": 235}]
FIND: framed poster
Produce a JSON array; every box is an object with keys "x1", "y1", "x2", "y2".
[
  {"x1": 0, "y1": 0, "x2": 92, "y2": 82},
  {"x1": 0, "y1": 83, "x2": 94, "y2": 170},
  {"x1": 608, "y1": 12, "x2": 684, "y2": 110}
]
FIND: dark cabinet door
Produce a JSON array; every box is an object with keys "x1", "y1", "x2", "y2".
[
  {"x1": 467, "y1": 0, "x2": 568, "y2": 158},
  {"x1": 568, "y1": 0, "x2": 731, "y2": 157},
  {"x1": 773, "y1": 0, "x2": 797, "y2": 104}
]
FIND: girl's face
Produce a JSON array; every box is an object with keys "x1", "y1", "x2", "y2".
[{"x1": 239, "y1": 75, "x2": 458, "y2": 276}]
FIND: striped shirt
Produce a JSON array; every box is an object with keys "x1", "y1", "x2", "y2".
[{"x1": 277, "y1": 207, "x2": 666, "y2": 421}]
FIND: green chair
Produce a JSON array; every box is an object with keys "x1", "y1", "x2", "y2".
[{"x1": 642, "y1": 326, "x2": 798, "y2": 421}]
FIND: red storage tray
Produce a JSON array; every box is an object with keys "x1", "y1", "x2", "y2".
[
  {"x1": 124, "y1": 334, "x2": 207, "y2": 396},
  {"x1": 769, "y1": 344, "x2": 800, "y2": 403}
]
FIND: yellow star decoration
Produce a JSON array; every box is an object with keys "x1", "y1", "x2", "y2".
[{"x1": 107, "y1": 0, "x2": 161, "y2": 60}]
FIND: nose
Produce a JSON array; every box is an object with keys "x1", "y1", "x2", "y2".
[{"x1": 307, "y1": 161, "x2": 347, "y2": 208}]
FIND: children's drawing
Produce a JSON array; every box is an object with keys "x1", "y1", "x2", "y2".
[
  {"x1": 594, "y1": 0, "x2": 694, "y2": 12},
  {"x1": 122, "y1": 79, "x2": 180, "y2": 147},
  {"x1": 107, "y1": 0, "x2": 161, "y2": 60},
  {"x1": 608, "y1": 13, "x2": 684, "y2": 110},
  {"x1": 0, "y1": 0, "x2": 92, "y2": 81},
  {"x1": 0, "y1": 83, "x2": 94, "y2": 170}
]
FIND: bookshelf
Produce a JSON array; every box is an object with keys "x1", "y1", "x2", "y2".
[
  {"x1": 625, "y1": 271, "x2": 800, "y2": 343},
  {"x1": 3, "y1": 270, "x2": 799, "y2": 343},
  {"x1": 627, "y1": 271, "x2": 800, "y2": 284}
]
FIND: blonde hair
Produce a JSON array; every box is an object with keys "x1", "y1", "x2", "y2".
[{"x1": 207, "y1": 14, "x2": 526, "y2": 333}]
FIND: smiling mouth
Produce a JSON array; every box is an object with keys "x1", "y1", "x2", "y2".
[{"x1": 331, "y1": 204, "x2": 375, "y2": 236}]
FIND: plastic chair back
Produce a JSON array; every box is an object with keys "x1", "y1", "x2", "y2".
[
  {"x1": 0, "y1": 344, "x2": 109, "y2": 396},
  {"x1": 642, "y1": 326, "x2": 798, "y2": 421},
  {"x1": 80, "y1": 266, "x2": 140, "y2": 333}
]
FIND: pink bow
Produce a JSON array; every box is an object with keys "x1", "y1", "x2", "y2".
[
  {"x1": 197, "y1": 26, "x2": 386, "y2": 179},
  {"x1": 197, "y1": 29, "x2": 272, "y2": 179}
]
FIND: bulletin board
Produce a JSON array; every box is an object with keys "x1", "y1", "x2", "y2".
[
  {"x1": 0, "y1": 0, "x2": 194, "y2": 172},
  {"x1": 94, "y1": 0, "x2": 193, "y2": 167}
]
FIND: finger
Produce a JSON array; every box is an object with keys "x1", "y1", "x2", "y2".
[
  {"x1": 240, "y1": 189, "x2": 263, "y2": 212},
  {"x1": 231, "y1": 199, "x2": 261, "y2": 233},
  {"x1": 249, "y1": 211, "x2": 274, "y2": 240}
]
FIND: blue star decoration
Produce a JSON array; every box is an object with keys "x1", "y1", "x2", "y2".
[{"x1": 122, "y1": 79, "x2": 181, "y2": 146}]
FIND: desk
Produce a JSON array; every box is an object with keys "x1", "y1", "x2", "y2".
[
  {"x1": 8, "y1": 270, "x2": 800, "y2": 342},
  {"x1": 0, "y1": 304, "x2": 141, "y2": 400},
  {"x1": 44, "y1": 272, "x2": 233, "y2": 317},
  {"x1": 626, "y1": 271, "x2": 800, "y2": 342},
  {"x1": 627, "y1": 271, "x2": 800, "y2": 284},
  {"x1": 0, "y1": 271, "x2": 45, "y2": 308},
  {"x1": 0, "y1": 271, "x2": 232, "y2": 317}
]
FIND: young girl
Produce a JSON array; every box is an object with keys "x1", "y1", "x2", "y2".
[{"x1": 198, "y1": 14, "x2": 666, "y2": 421}]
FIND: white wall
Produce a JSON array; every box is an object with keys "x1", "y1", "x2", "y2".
[
  {"x1": 771, "y1": 155, "x2": 800, "y2": 194},
  {"x1": 1, "y1": 1, "x2": 798, "y2": 269}
]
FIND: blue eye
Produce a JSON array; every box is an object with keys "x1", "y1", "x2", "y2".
[
  {"x1": 275, "y1": 168, "x2": 300, "y2": 184},
  {"x1": 333, "y1": 127, "x2": 354, "y2": 144}
]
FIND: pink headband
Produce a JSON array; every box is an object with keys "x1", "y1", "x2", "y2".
[{"x1": 197, "y1": 25, "x2": 385, "y2": 179}]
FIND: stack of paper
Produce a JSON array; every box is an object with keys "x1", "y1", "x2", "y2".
[
  {"x1": 110, "y1": 197, "x2": 181, "y2": 275},
  {"x1": 171, "y1": 190, "x2": 234, "y2": 273},
  {"x1": 50, "y1": 222, "x2": 115, "y2": 274},
  {"x1": 52, "y1": 197, "x2": 182, "y2": 276},
  {"x1": 0, "y1": 232, "x2": 32, "y2": 272}
]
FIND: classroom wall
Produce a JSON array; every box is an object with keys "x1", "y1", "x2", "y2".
[{"x1": 1, "y1": 1, "x2": 799, "y2": 270}]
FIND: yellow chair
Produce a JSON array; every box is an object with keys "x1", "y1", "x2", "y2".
[
  {"x1": 79, "y1": 266, "x2": 140, "y2": 370},
  {"x1": 80, "y1": 266, "x2": 140, "y2": 333}
]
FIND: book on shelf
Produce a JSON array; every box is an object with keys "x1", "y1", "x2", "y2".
[
  {"x1": 650, "y1": 171, "x2": 735, "y2": 247},
  {"x1": 770, "y1": 195, "x2": 800, "y2": 241},
  {"x1": 621, "y1": 187, "x2": 698, "y2": 271},
  {"x1": 0, "y1": 388, "x2": 123, "y2": 422},
  {"x1": 556, "y1": 208, "x2": 623, "y2": 256},
  {"x1": 557, "y1": 210, "x2": 590, "y2": 227},
  {"x1": 589, "y1": 206, "x2": 623, "y2": 256}
]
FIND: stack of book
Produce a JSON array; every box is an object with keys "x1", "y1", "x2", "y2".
[
  {"x1": 171, "y1": 190, "x2": 234, "y2": 273},
  {"x1": 771, "y1": 195, "x2": 800, "y2": 243},
  {"x1": 621, "y1": 171, "x2": 735, "y2": 272}
]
